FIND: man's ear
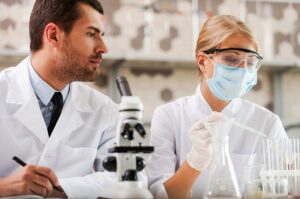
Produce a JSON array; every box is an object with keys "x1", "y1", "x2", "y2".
[
  {"x1": 196, "y1": 52, "x2": 207, "y2": 73},
  {"x1": 44, "y1": 23, "x2": 63, "y2": 49}
]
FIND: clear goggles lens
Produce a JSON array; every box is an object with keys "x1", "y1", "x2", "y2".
[{"x1": 204, "y1": 48, "x2": 263, "y2": 70}]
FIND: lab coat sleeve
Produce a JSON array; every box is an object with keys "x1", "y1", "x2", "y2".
[
  {"x1": 59, "y1": 102, "x2": 118, "y2": 198},
  {"x1": 146, "y1": 106, "x2": 177, "y2": 199}
]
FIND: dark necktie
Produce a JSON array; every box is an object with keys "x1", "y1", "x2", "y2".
[{"x1": 47, "y1": 92, "x2": 63, "y2": 136}]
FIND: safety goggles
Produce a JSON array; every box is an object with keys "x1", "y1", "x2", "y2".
[{"x1": 204, "y1": 48, "x2": 263, "y2": 70}]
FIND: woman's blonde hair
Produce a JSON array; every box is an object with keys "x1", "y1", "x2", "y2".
[{"x1": 195, "y1": 15, "x2": 258, "y2": 58}]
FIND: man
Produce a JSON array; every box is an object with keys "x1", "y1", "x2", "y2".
[{"x1": 0, "y1": 0, "x2": 118, "y2": 197}]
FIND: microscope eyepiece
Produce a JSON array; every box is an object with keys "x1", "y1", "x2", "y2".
[
  {"x1": 116, "y1": 76, "x2": 132, "y2": 96},
  {"x1": 135, "y1": 123, "x2": 146, "y2": 138}
]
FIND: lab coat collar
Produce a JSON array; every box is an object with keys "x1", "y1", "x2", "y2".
[
  {"x1": 69, "y1": 83, "x2": 93, "y2": 113},
  {"x1": 6, "y1": 57, "x2": 32, "y2": 104},
  {"x1": 44, "y1": 82, "x2": 94, "y2": 143},
  {"x1": 7, "y1": 57, "x2": 49, "y2": 144},
  {"x1": 27, "y1": 58, "x2": 69, "y2": 106},
  {"x1": 46, "y1": 86, "x2": 83, "y2": 143},
  {"x1": 6, "y1": 57, "x2": 93, "y2": 145},
  {"x1": 192, "y1": 84, "x2": 242, "y2": 118},
  {"x1": 5, "y1": 57, "x2": 94, "y2": 114},
  {"x1": 40, "y1": 67, "x2": 97, "y2": 144}
]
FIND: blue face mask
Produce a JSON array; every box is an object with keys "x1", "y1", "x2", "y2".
[{"x1": 205, "y1": 62, "x2": 257, "y2": 101}]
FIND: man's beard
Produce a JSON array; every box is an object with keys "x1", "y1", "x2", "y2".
[{"x1": 54, "y1": 39, "x2": 99, "y2": 83}]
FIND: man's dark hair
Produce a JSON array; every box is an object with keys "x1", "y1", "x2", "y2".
[{"x1": 29, "y1": 0, "x2": 104, "y2": 52}]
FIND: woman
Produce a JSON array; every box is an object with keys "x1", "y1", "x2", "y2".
[{"x1": 146, "y1": 15, "x2": 287, "y2": 199}]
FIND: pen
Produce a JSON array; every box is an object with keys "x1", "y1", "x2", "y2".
[{"x1": 12, "y1": 156, "x2": 65, "y2": 193}]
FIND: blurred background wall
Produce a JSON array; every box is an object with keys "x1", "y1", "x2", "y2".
[{"x1": 0, "y1": 0, "x2": 299, "y2": 137}]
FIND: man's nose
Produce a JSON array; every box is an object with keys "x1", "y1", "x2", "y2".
[{"x1": 95, "y1": 38, "x2": 108, "y2": 54}]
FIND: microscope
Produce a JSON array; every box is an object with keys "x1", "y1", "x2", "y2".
[{"x1": 100, "y1": 76, "x2": 154, "y2": 199}]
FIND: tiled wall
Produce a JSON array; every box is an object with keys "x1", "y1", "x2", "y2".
[
  {"x1": 101, "y1": 0, "x2": 300, "y2": 62},
  {"x1": 283, "y1": 71, "x2": 300, "y2": 120},
  {"x1": 0, "y1": 0, "x2": 32, "y2": 53},
  {"x1": 1, "y1": 0, "x2": 299, "y2": 61},
  {"x1": 118, "y1": 66, "x2": 198, "y2": 122}
]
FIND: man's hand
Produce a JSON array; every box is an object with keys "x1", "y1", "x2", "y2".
[{"x1": 0, "y1": 165, "x2": 60, "y2": 197}]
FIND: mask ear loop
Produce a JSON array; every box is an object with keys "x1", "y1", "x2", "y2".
[
  {"x1": 203, "y1": 54, "x2": 215, "y2": 81},
  {"x1": 204, "y1": 71, "x2": 209, "y2": 80}
]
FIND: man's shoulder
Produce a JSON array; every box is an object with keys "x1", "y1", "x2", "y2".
[
  {"x1": 70, "y1": 82, "x2": 118, "y2": 109},
  {"x1": 0, "y1": 66, "x2": 19, "y2": 94},
  {"x1": 0, "y1": 62, "x2": 26, "y2": 105},
  {"x1": 70, "y1": 82, "x2": 109, "y2": 99},
  {"x1": 0, "y1": 57, "x2": 28, "y2": 81},
  {"x1": 0, "y1": 66, "x2": 17, "y2": 80}
]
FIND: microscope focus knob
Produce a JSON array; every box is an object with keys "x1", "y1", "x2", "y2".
[
  {"x1": 102, "y1": 156, "x2": 117, "y2": 172},
  {"x1": 136, "y1": 156, "x2": 145, "y2": 171},
  {"x1": 122, "y1": 170, "x2": 138, "y2": 181}
]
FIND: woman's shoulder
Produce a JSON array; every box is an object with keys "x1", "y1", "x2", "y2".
[
  {"x1": 154, "y1": 95, "x2": 194, "y2": 115},
  {"x1": 151, "y1": 95, "x2": 195, "y2": 136},
  {"x1": 233, "y1": 98, "x2": 286, "y2": 139},
  {"x1": 237, "y1": 98, "x2": 278, "y2": 120}
]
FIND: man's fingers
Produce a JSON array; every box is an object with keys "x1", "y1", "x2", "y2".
[
  {"x1": 21, "y1": 165, "x2": 53, "y2": 195},
  {"x1": 29, "y1": 182, "x2": 49, "y2": 197},
  {"x1": 31, "y1": 173, "x2": 53, "y2": 194},
  {"x1": 34, "y1": 166, "x2": 59, "y2": 187}
]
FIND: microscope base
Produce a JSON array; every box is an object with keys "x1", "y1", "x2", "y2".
[{"x1": 98, "y1": 181, "x2": 153, "y2": 199}]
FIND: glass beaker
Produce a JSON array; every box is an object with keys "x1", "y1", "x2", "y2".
[
  {"x1": 203, "y1": 135, "x2": 241, "y2": 199},
  {"x1": 244, "y1": 164, "x2": 264, "y2": 199}
]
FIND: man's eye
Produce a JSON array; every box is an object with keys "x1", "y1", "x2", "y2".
[{"x1": 87, "y1": 32, "x2": 95, "y2": 38}]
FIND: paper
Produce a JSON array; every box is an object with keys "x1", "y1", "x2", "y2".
[{"x1": 4, "y1": 195, "x2": 44, "y2": 199}]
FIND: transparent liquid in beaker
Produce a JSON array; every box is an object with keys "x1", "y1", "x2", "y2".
[
  {"x1": 203, "y1": 136, "x2": 241, "y2": 198},
  {"x1": 244, "y1": 180, "x2": 263, "y2": 199}
]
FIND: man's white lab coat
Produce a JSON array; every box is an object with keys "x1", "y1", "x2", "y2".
[
  {"x1": 0, "y1": 57, "x2": 118, "y2": 197},
  {"x1": 146, "y1": 89, "x2": 287, "y2": 198}
]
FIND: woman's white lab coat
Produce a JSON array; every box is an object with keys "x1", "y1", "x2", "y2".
[
  {"x1": 0, "y1": 57, "x2": 118, "y2": 197},
  {"x1": 146, "y1": 89, "x2": 287, "y2": 198}
]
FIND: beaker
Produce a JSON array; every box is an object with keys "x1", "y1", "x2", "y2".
[
  {"x1": 203, "y1": 119, "x2": 241, "y2": 199},
  {"x1": 244, "y1": 164, "x2": 264, "y2": 199}
]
